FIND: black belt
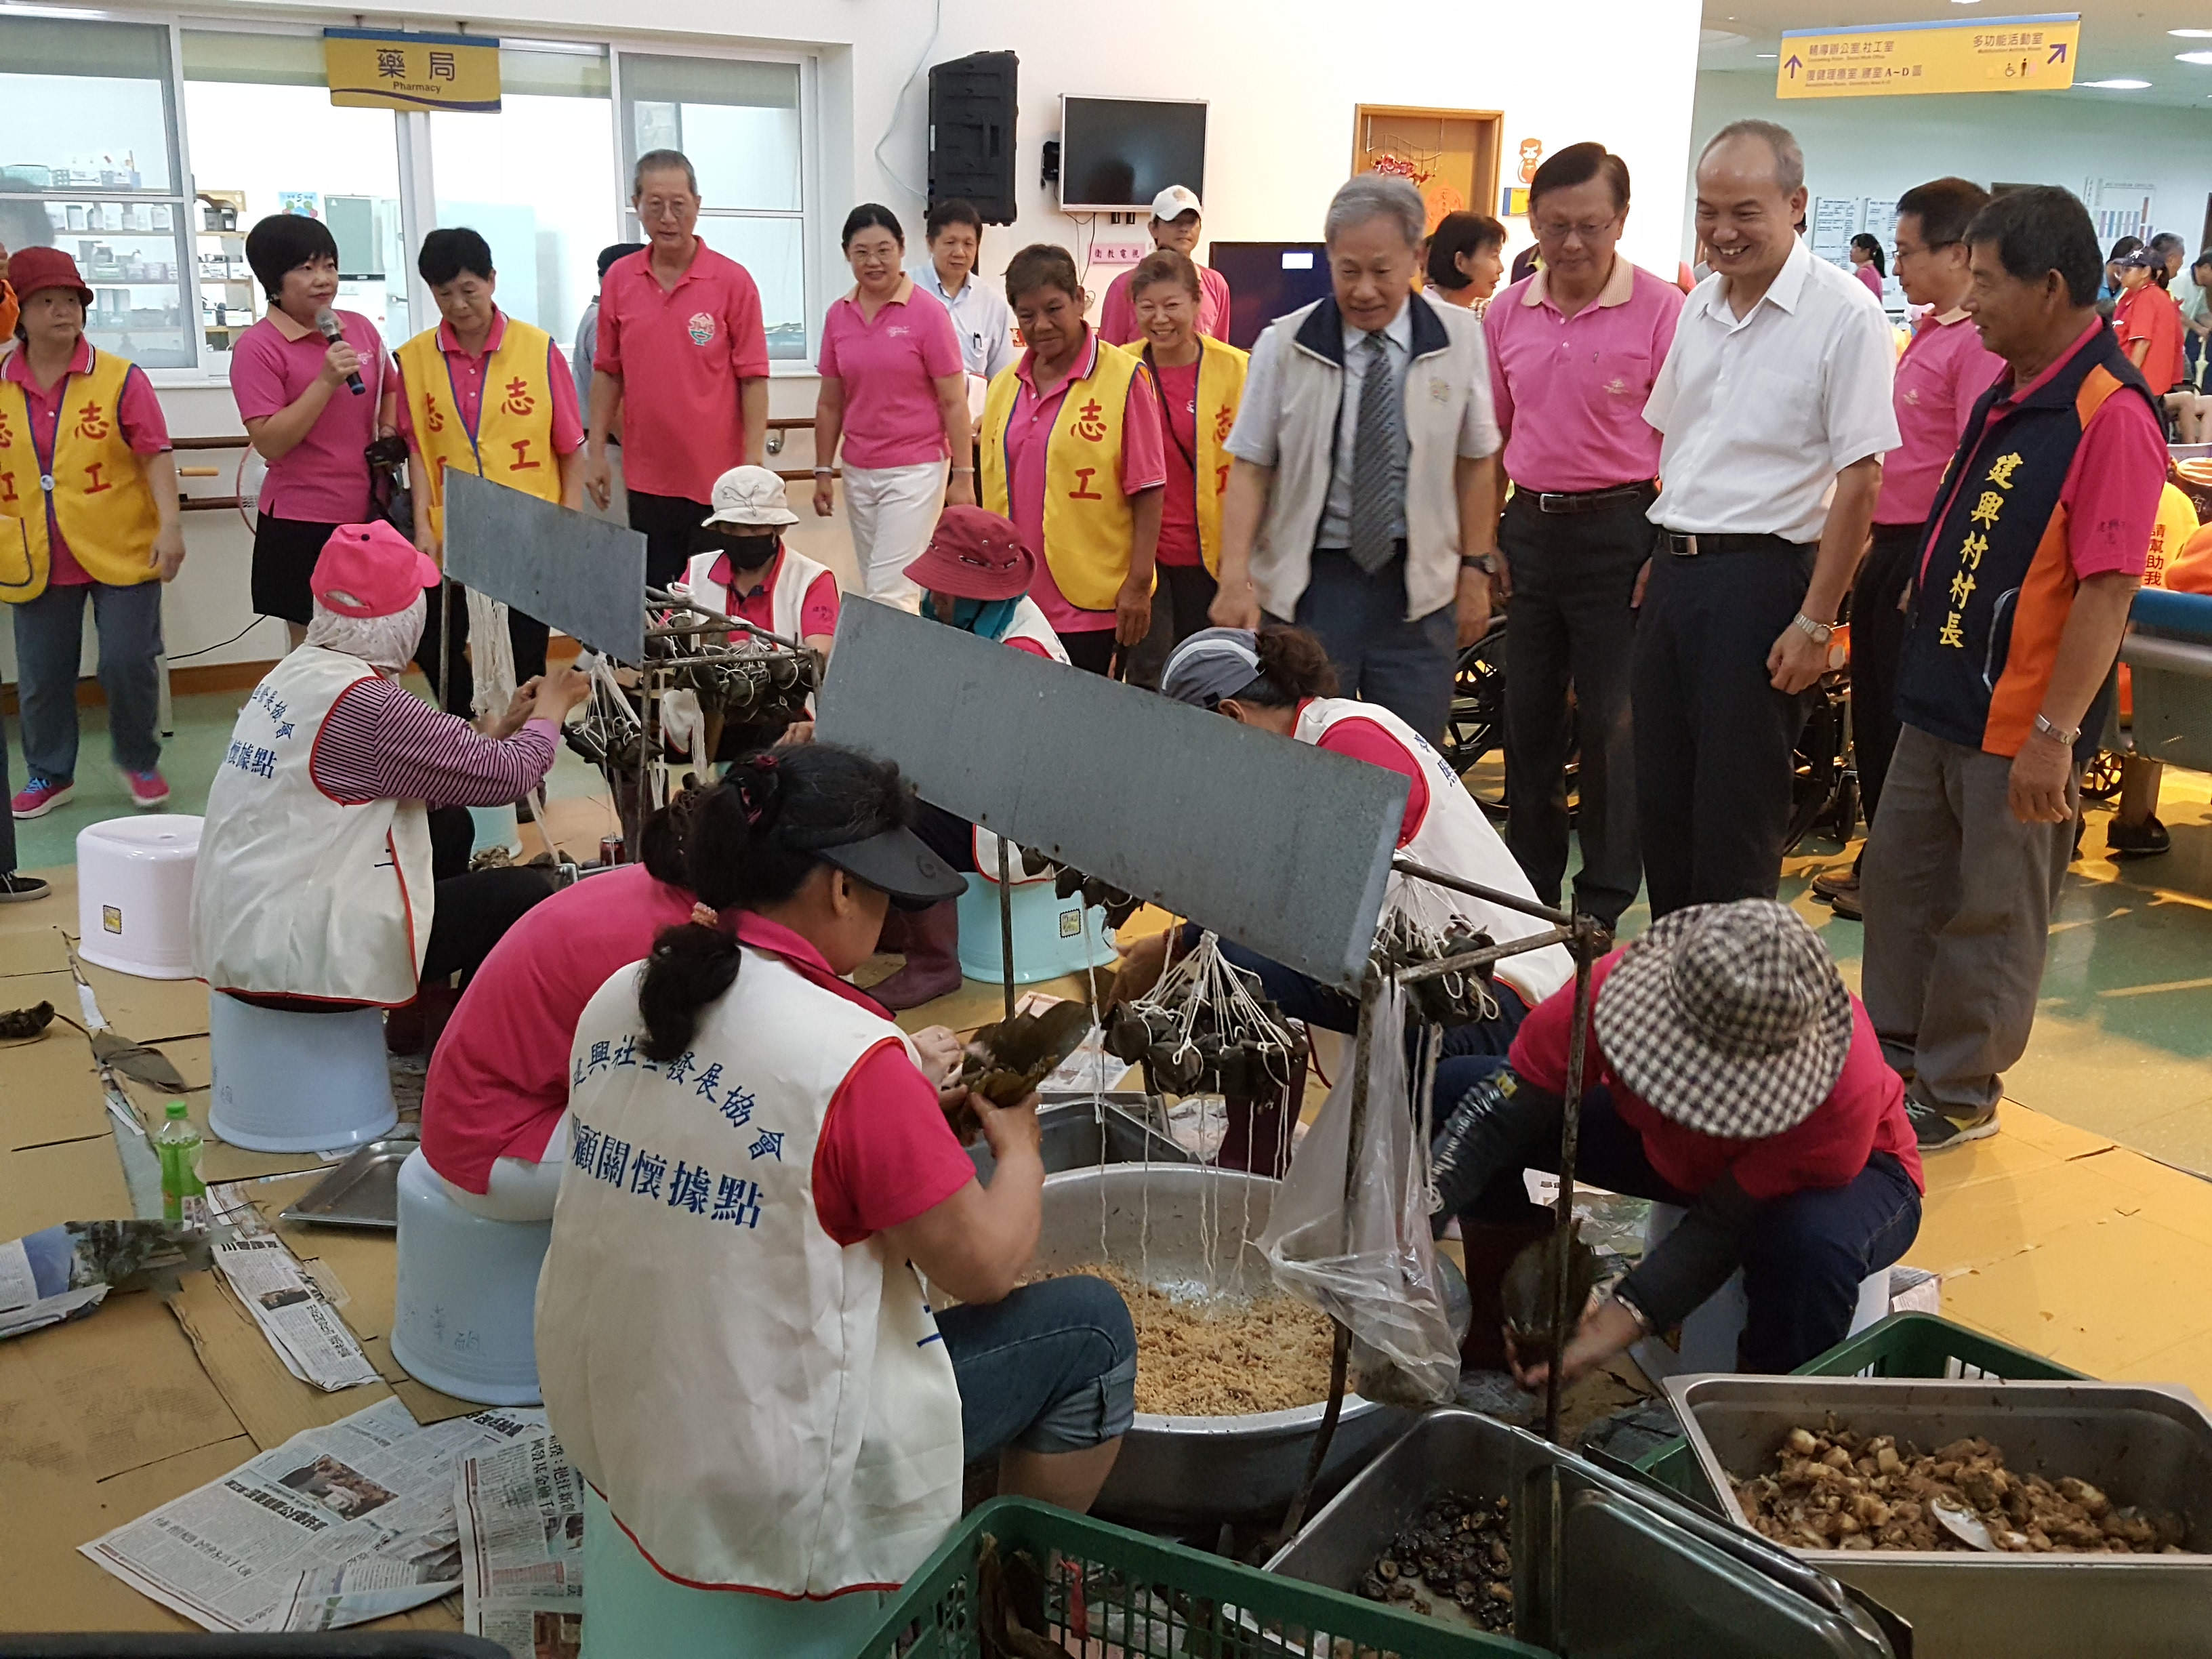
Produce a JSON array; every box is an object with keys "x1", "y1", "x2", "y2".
[
  {"x1": 1660, "y1": 531, "x2": 1808, "y2": 557},
  {"x1": 1521, "y1": 480, "x2": 1656, "y2": 516}
]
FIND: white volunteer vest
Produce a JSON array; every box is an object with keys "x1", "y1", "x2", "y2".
[
  {"x1": 999, "y1": 595, "x2": 1069, "y2": 663},
  {"x1": 1294, "y1": 698, "x2": 1573, "y2": 1008},
  {"x1": 680, "y1": 544, "x2": 833, "y2": 640},
  {"x1": 535, "y1": 954, "x2": 964, "y2": 1597},
  {"x1": 191, "y1": 647, "x2": 434, "y2": 1005}
]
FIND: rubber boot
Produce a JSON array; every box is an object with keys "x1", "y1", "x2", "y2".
[
  {"x1": 870, "y1": 899, "x2": 963, "y2": 1010},
  {"x1": 1458, "y1": 1216, "x2": 1557, "y2": 1372}
]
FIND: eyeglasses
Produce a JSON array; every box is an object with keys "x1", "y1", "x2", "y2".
[{"x1": 1533, "y1": 219, "x2": 1617, "y2": 241}]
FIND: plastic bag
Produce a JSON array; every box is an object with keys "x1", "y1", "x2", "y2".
[{"x1": 1257, "y1": 978, "x2": 1461, "y2": 1405}]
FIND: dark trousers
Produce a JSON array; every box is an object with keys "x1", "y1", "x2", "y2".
[
  {"x1": 1632, "y1": 539, "x2": 1815, "y2": 918},
  {"x1": 1498, "y1": 491, "x2": 1653, "y2": 925},
  {"x1": 1434, "y1": 1057, "x2": 1923, "y2": 1373},
  {"x1": 1060, "y1": 628, "x2": 1119, "y2": 676},
  {"x1": 914, "y1": 800, "x2": 979, "y2": 873},
  {"x1": 413, "y1": 582, "x2": 552, "y2": 718},
  {"x1": 626, "y1": 488, "x2": 710, "y2": 588},
  {"x1": 422, "y1": 806, "x2": 554, "y2": 983},
  {"x1": 1125, "y1": 562, "x2": 1220, "y2": 689},
  {"x1": 0, "y1": 720, "x2": 17, "y2": 875},
  {"x1": 1276, "y1": 547, "x2": 1458, "y2": 743},
  {"x1": 1850, "y1": 523, "x2": 1919, "y2": 833}
]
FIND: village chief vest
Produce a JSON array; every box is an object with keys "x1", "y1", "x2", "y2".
[
  {"x1": 1896, "y1": 325, "x2": 2154, "y2": 762},
  {"x1": 397, "y1": 319, "x2": 564, "y2": 539},
  {"x1": 0, "y1": 346, "x2": 161, "y2": 602}
]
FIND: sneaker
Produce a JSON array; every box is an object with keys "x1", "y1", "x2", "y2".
[
  {"x1": 10, "y1": 777, "x2": 73, "y2": 819},
  {"x1": 1906, "y1": 1097, "x2": 2000, "y2": 1151},
  {"x1": 123, "y1": 769, "x2": 169, "y2": 810},
  {"x1": 0, "y1": 872, "x2": 50, "y2": 903},
  {"x1": 2106, "y1": 815, "x2": 2171, "y2": 860}
]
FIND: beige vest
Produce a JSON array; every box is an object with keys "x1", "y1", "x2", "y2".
[
  {"x1": 536, "y1": 954, "x2": 964, "y2": 1596},
  {"x1": 1294, "y1": 697, "x2": 1571, "y2": 1008},
  {"x1": 191, "y1": 648, "x2": 434, "y2": 1005}
]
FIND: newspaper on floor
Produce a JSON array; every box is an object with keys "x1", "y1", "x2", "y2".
[
  {"x1": 455, "y1": 1432, "x2": 586, "y2": 1659},
  {"x1": 81, "y1": 1395, "x2": 548, "y2": 1632},
  {"x1": 0, "y1": 1218, "x2": 205, "y2": 1340},
  {"x1": 212, "y1": 1232, "x2": 382, "y2": 1391}
]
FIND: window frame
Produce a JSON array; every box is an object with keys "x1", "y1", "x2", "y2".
[{"x1": 13, "y1": 7, "x2": 822, "y2": 388}]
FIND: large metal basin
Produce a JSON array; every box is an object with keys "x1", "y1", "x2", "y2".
[
  {"x1": 968, "y1": 1094, "x2": 1187, "y2": 1185},
  {"x1": 1667, "y1": 1374, "x2": 2212, "y2": 1659},
  {"x1": 1033, "y1": 1164, "x2": 1411, "y2": 1529}
]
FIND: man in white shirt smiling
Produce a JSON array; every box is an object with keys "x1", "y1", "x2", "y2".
[{"x1": 1636, "y1": 119, "x2": 1900, "y2": 917}]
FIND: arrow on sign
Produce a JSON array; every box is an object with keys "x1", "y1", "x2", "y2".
[
  {"x1": 1785, "y1": 53, "x2": 1803, "y2": 77},
  {"x1": 2049, "y1": 41, "x2": 2067, "y2": 64}
]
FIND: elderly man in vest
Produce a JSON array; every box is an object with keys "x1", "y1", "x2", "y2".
[
  {"x1": 1863, "y1": 187, "x2": 2165, "y2": 1153},
  {"x1": 1208, "y1": 174, "x2": 1502, "y2": 741},
  {"x1": 394, "y1": 226, "x2": 586, "y2": 716},
  {"x1": 193, "y1": 523, "x2": 589, "y2": 1020}
]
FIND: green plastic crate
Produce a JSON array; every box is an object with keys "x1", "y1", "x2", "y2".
[
  {"x1": 849, "y1": 1497, "x2": 1548, "y2": 1659},
  {"x1": 1632, "y1": 1313, "x2": 2090, "y2": 1511}
]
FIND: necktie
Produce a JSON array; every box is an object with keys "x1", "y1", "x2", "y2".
[{"x1": 1349, "y1": 330, "x2": 1406, "y2": 573}]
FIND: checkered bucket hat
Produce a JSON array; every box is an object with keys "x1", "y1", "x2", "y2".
[{"x1": 1592, "y1": 899, "x2": 1851, "y2": 1139}]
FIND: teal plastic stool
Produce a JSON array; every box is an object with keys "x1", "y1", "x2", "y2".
[
  {"x1": 955, "y1": 873, "x2": 1114, "y2": 985},
  {"x1": 581, "y1": 1485, "x2": 884, "y2": 1659}
]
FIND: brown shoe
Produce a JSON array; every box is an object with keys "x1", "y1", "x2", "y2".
[{"x1": 1811, "y1": 867, "x2": 1858, "y2": 903}]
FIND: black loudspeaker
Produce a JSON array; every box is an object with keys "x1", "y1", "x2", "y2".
[{"x1": 928, "y1": 50, "x2": 1018, "y2": 226}]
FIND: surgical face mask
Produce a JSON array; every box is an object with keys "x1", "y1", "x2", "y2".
[{"x1": 721, "y1": 531, "x2": 781, "y2": 572}]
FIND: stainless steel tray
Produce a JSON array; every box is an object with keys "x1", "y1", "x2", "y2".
[
  {"x1": 968, "y1": 1094, "x2": 1188, "y2": 1184},
  {"x1": 276, "y1": 1135, "x2": 418, "y2": 1229},
  {"x1": 1665, "y1": 1373, "x2": 2212, "y2": 1659}
]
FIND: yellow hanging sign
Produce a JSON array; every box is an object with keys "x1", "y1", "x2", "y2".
[
  {"x1": 324, "y1": 28, "x2": 501, "y2": 113},
  {"x1": 1776, "y1": 13, "x2": 2078, "y2": 99}
]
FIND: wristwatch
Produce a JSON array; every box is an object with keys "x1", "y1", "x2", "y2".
[
  {"x1": 1461, "y1": 553, "x2": 1500, "y2": 575},
  {"x1": 2034, "y1": 712, "x2": 2081, "y2": 747},
  {"x1": 1790, "y1": 612, "x2": 1835, "y2": 645}
]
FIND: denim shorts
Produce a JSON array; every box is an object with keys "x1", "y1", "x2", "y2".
[{"x1": 938, "y1": 1275, "x2": 1136, "y2": 1457}]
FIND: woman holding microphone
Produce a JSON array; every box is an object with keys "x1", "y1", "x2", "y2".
[
  {"x1": 813, "y1": 205, "x2": 972, "y2": 611},
  {"x1": 230, "y1": 214, "x2": 396, "y2": 647}
]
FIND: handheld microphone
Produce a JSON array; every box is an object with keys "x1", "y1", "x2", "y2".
[{"x1": 314, "y1": 307, "x2": 366, "y2": 396}]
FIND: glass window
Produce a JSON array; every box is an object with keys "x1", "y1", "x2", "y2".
[
  {"x1": 1, "y1": 15, "x2": 192, "y2": 367},
  {"x1": 619, "y1": 53, "x2": 806, "y2": 360},
  {"x1": 430, "y1": 45, "x2": 616, "y2": 354},
  {"x1": 182, "y1": 30, "x2": 409, "y2": 361}
]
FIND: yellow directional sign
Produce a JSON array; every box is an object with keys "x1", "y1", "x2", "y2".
[{"x1": 1776, "y1": 13, "x2": 2079, "y2": 99}]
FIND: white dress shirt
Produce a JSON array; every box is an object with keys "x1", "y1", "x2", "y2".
[
  {"x1": 912, "y1": 260, "x2": 1016, "y2": 382},
  {"x1": 1643, "y1": 235, "x2": 1900, "y2": 544}
]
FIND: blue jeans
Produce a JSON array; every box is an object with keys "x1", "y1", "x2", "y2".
[
  {"x1": 12, "y1": 579, "x2": 164, "y2": 781},
  {"x1": 1433, "y1": 1056, "x2": 1923, "y2": 1373},
  {"x1": 1275, "y1": 547, "x2": 1458, "y2": 743},
  {"x1": 938, "y1": 1275, "x2": 1136, "y2": 1457},
  {"x1": 0, "y1": 720, "x2": 16, "y2": 874}
]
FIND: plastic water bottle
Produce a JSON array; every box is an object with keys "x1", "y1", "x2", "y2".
[{"x1": 157, "y1": 1101, "x2": 206, "y2": 1224}]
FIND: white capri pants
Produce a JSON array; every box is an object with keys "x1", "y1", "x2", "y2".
[
  {"x1": 844, "y1": 459, "x2": 947, "y2": 613},
  {"x1": 436, "y1": 1111, "x2": 571, "y2": 1223}
]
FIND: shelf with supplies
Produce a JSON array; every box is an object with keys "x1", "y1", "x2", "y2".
[{"x1": 193, "y1": 189, "x2": 257, "y2": 352}]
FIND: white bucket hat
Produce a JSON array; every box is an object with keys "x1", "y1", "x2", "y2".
[
  {"x1": 701, "y1": 464, "x2": 799, "y2": 529},
  {"x1": 1592, "y1": 899, "x2": 1853, "y2": 1140}
]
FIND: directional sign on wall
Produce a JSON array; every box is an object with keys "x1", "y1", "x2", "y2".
[{"x1": 1776, "y1": 14, "x2": 2079, "y2": 99}]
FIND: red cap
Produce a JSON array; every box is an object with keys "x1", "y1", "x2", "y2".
[
  {"x1": 7, "y1": 247, "x2": 94, "y2": 308},
  {"x1": 903, "y1": 505, "x2": 1038, "y2": 601},
  {"x1": 311, "y1": 522, "x2": 443, "y2": 618}
]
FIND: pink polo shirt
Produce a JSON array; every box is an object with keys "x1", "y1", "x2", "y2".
[
  {"x1": 1484, "y1": 260, "x2": 1681, "y2": 493},
  {"x1": 422, "y1": 863, "x2": 699, "y2": 1193},
  {"x1": 1153, "y1": 358, "x2": 1204, "y2": 568},
  {"x1": 1874, "y1": 310, "x2": 2006, "y2": 529},
  {"x1": 593, "y1": 238, "x2": 770, "y2": 502},
  {"x1": 4, "y1": 338, "x2": 169, "y2": 586},
  {"x1": 228, "y1": 308, "x2": 386, "y2": 523},
  {"x1": 817, "y1": 282, "x2": 964, "y2": 470},
  {"x1": 392, "y1": 309, "x2": 585, "y2": 455},
  {"x1": 1002, "y1": 327, "x2": 1167, "y2": 633},
  {"x1": 1099, "y1": 262, "x2": 1232, "y2": 348}
]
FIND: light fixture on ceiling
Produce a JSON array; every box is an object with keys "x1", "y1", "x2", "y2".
[
  {"x1": 2178, "y1": 50, "x2": 2212, "y2": 64},
  {"x1": 1757, "y1": 52, "x2": 1777, "y2": 59},
  {"x1": 2081, "y1": 78, "x2": 2153, "y2": 89},
  {"x1": 2172, "y1": 28, "x2": 2212, "y2": 37}
]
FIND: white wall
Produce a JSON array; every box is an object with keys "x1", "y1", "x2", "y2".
[
  {"x1": 1685, "y1": 70, "x2": 2212, "y2": 262},
  {"x1": 7, "y1": 0, "x2": 1704, "y2": 683}
]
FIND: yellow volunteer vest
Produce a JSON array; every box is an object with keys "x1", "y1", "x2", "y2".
[
  {"x1": 1191, "y1": 334, "x2": 1248, "y2": 575},
  {"x1": 982, "y1": 337, "x2": 1147, "y2": 611},
  {"x1": 0, "y1": 346, "x2": 160, "y2": 602},
  {"x1": 397, "y1": 317, "x2": 563, "y2": 539}
]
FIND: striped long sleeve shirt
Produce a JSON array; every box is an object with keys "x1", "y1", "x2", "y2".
[{"x1": 310, "y1": 676, "x2": 558, "y2": 808}]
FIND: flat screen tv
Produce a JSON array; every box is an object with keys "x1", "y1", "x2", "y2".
[
  {"x1": 1059, "y1": 96, "x2": 1206, "y2": 213},
  {"x1": 1208, "y1": 243, "x2": 1333, "y2": 351}
]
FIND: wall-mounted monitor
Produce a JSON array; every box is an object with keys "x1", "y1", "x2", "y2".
[{"x1": 1058, "y1": 96, "x2": 1206, "y2": 213}]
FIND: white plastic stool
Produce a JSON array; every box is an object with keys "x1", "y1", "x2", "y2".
[
  {"x1": 206, "y1": 992, "x2": 397, "y2": 1153},
  {"x1": 956, "y1": 875, "x2": 1113, "y2": 985},
  {"x1": 1631, "y1": 1201, "x2": 1890, "y2": 1380},
  {"x1": 76, "y1": 815, "x2": 203, "y2": 979},
  {"x1": 392, "y1": 1149, "x2": 550, "y2": 1405}
]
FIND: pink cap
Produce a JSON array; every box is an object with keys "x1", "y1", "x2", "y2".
[{"x1": 311, "y1": 522, "x2": 443, "y2": 618}]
